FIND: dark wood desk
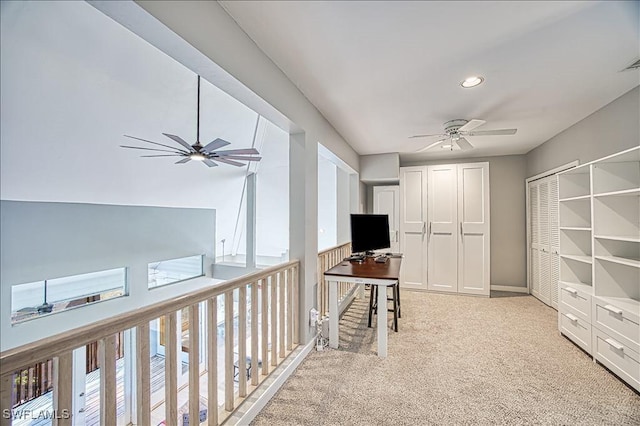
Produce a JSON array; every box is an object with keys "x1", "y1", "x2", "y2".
[{"x1": 324, "y1": 257, "x2": 402, "y2": 358}]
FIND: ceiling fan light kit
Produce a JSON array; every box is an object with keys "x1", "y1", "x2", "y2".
[
  {"x1": 121, "y1": 75, "x2": 261, "y2": 168},
  {"x1": 410, "y1": 118, "x2": 517, "y2": 152}
]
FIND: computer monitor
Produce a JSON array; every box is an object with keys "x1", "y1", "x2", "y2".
[{"x1": 350, "y1": 214, "x2": 391, "y2": 254}]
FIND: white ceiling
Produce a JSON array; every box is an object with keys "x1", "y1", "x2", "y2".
[{"x1": 221, "y1": 0, "x2": 639, "y2": 161}]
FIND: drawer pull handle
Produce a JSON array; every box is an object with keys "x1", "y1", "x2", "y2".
[
  {"x1": 603, "y1": 305, "x2": 623, "y2": 316},
  {"x1": 566, "y1": 287, "x2": 578, "y2": 296},
  {"x1": 565, "y1": 313, "x2": 578, "y2": 323},
  {"x1": 605, "y1": 338, "x2": 624, "y2": 352}
]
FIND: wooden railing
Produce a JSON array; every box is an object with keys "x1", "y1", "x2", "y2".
[
  {"x1": 317, "y1": 242, "x2": 352, "y2": 318},
  {"x1": 0, "y1": 260, "x2": 299, "y2": 426}
]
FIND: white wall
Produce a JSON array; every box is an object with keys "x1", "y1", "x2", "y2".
[
  {"x1": 360, "y1": 153, "x2": 400, "y2": 183},
  {"x1": 526, "y1": 86, "x2": 640, "y2": 177},
  {"x1": 317, "y1": 157, "x2": 337, "y2": 250},
  {"x1": 0, "y1": 201, "x2": 219, "y2": 351}
]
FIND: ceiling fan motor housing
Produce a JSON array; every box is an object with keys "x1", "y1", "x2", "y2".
[{"x1": 443, "y1": 119, "x2": 469, "y2": 135}]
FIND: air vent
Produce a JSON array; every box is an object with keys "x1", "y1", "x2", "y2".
[{"x1": 622, "y1": 58, "x2": 640, "y2": 71}]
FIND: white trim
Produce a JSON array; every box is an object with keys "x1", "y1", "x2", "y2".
[
  {"x1": 526, "y1": 160, "x2": 579, "y2": 184},
  {"x1": 491, "y1": 285, "x2": 529, "y2": 294},
  {"x1": 525, "y1": 161, "x2": 577, "y2": 294},
  {"x1": 232, "y1": 336, "x2": 317, "y2": 425}
]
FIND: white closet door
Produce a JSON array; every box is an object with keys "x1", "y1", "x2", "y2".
[
  {"x1": 427, "y1": 165, "x2": 458, "y2": 293},
  {"x1": 548, "y1": 176, "x2": 560, "y2": 309},
  {"x1": 457, "y1": 163, "x2": 490, "y2": 295},
  {"x1": 399, "y1": 167, "x2": 427, "y2": 290},
  {"x1": 530, "y1": 182, "x2": 542, "y2": 299},
  {"x1": 373, "y1": 186, "x2": 400, "y2": 253},
  {"x1": 539, "y1": 180, "x2": 551, "y2": 305}
]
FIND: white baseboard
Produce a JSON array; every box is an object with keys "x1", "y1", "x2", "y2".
[
  {"x1": 491, "y1": 285, "x2": 529, "y2": 294},
  {"x1": 232, "y1": 335, "x2": 317, "y2": 425}
]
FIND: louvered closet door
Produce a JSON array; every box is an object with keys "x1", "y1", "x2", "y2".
[
  {"x1": 548, "y1": 176, "x2": 560, "y2": 309},
  {"x1": 530, "y1": 183, "x2": 542, "y2": 300},
  {"x1": 427, "y1": 165, "x2": 458, "y2": 293},
  {"x1": 538, "y1": 180, "x2": 551, "y2": 305}
]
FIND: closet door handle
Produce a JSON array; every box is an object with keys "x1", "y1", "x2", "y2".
[{"x1": 460, "y1": 222, "x2": 463, "y2": 240}]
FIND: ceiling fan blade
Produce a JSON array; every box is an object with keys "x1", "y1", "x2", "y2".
[
  {"x1": 458, "y1": 119, "x2": 486, "y2": 132},
  {"x1": 214, "y1": 148, "x2": 260, "y2": 156},
  {"x1": 456, "y1": 137, "x2": 473, "y2": 151},
  {"x1": 175, "y1": 157, "x2": 191, "y2": 164},
  {"x1": 416, "y1": 138, "x2": 448, "y2": 152},
  {"x1": 140, "y1": 154, "x2": 184, "y2": 157},
  {"x1": 203, "y1": 158, "x2": 218, "y2": 167},
  {"x1": 214, "y1": 157, "x2": 246, "y2": 167},
  {"x1": 124, "y1": 135, "x2": 191, "y2": 153},
  {"x1": 465, "y1": 129, "x2": 517, "y2": 136},
  {"x1": 162, "y1": 133, "x2": 194, "y2": 151},
  {"x1": 202, "y1": 138, "x2": 231, "y2": 152},
  {"x1": 120, "y1": 145, "x2": 184, "y2": 154},
  {"x1": 409, "y1": 133, "x2": 447, "y2": 139},
  {"x1": 213, "y1": 155, "x2": 261, "y2": 161}
]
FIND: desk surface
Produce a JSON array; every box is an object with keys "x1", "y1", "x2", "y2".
[{"x1": 324, "y1": 256, "x2": 402, "y2": 280}]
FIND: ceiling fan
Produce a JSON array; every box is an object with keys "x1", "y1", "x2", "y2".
[
  {"x1": 121, "y1": 75, "x2": 261, "y2": 168},
  {"x1": 409, "y1": 119, "x2": 517, "y2": 152}
]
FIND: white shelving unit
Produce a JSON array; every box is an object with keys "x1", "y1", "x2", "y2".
[{"x1": 557, "y1": 146, "x2": 640, "y2": 392}]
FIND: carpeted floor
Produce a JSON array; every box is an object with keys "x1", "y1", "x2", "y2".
[{"x1": 252, "y1": 291, "x2": 640, "y2": 425}]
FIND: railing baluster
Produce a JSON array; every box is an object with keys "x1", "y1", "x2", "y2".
[
  {"x1": 224, "y1": 291, "x2": 234, "y2": 412},
  {"x1": 270, "y1": 275, "x2": 277, "y2": 366},
  {"x1": 165, "y1": 312, "x2": 178, "y2": 426},
  {"x1": 188, "y1": 304, "x2": 200, "y2": 426},
  {"x1": 286, "y1": 268, "x2": 293, "y2": 351},
  {"x1": 293, "y1": 265, "x2": 299, "y2": 345},
  {"x1": 207, "y1": 297, "x2": 218, "y2": 426},
  {"x1": 136, "y1": 323, "x2": 151, "y2": 426},
  {"x1": 98, "y1": 335, "x2": 117, "y2": 426},
  {"x1": 278, "y1": 271, "x2": 285, "y2": 359},
  {"x1": 250, "y1": 282, "x2": 259, "y2": 386},
  {"x1": 261, "y1": 278, "x2": 269, "y2": 376},
  {"x1": 238, "y1": 286, "x2": 247, "y2": 397},
  {"x1": 53, "y1": 350, "x2": 72, "y2": 426},
  {"x1": 1, "y1": 373, "x2": 12, "y2": 426}
]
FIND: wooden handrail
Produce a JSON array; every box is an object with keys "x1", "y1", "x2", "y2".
[
  {"x1": 0, "y1": 260, "x2": 299, "y2": 376},
  {"x1": 318, "y1": 241, "x2": 351, "y2": 257}
]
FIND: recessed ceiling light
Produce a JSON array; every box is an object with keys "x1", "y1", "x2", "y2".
[{"x1": 461, "y1": 76, "x2": 484, "y2": 88}]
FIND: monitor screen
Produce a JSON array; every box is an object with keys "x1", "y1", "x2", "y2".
[{"x1": 350, "y1": 214, "x2": 391, "y2": 254}]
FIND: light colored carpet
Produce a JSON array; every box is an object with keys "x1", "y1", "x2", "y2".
[{"x1": 252, "y1": 291, "x2": 640, "y2": 425}]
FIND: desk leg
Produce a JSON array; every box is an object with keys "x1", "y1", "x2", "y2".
[
  {"x1": 328, "y1": 280, "x2": 339, "y2": 349},
  {"x1": 377, "y1": 284, "x2": 388, "y2": 358}
]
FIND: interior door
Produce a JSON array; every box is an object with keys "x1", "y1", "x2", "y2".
[
  {"x1": 399, "y1": 167, "x2": 427, "y2": 290},
  {"x1": 427, "y1": 165, "x2": 458, "y2": 293},
  {"x1": 373, "y1": 185, "x2": 400, "y2": 252},
  {"x1": 529, "y1": 181, "x2": 542, "y2": 300},
  {"x1": 457, "y1": 163, "x2": 490, "y2": 295},
  {"x1": 549, "y1": 176, "x2": 560, "y2": 309}
]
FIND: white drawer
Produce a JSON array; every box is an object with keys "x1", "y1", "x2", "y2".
[
  {"x1": 560, "y1": 312, "x2": 591, "y2": 354},
  {"x1": 559, "y1": 283, "x2": 591, "y2": 322},
  {"x1": 593, "y1": 328, "x2": 640, "y2": 392},
  {"x1": 593, "y1": 298, "x2": 640, "y2": 353}
]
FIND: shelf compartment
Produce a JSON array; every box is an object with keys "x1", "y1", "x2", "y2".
[
  {"x1": 560, "y1": 256, "x2": 592, "y2": 286},
  {"x1": 558, "y1": 166, "x2": 591, "y2": 200},
  {"x1": 593, "y1": 196, "x2": 639, "y2": 239},
  {"x1": 592, "y1": 160, "x2": 639, "y2": 195},
  {"x1": 559, "y1": 198, "x2": 592, "y2": 228},
  {"x1": 595, "y1": 238, "x2": 639, "y2": 265},
  {"x1": 560, "y1": 229, "x2": 592, "y2": 257},
  {"x1": 594, "y1": 260, "x2": 640, "y2": 301}
]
